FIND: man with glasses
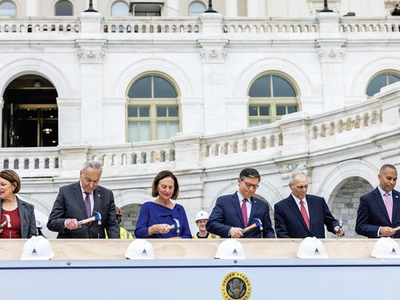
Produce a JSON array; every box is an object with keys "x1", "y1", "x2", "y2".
[
  {"x1": 206, "y1": 168, "x2": 275, "y2": 238},
  {"x1": 274, "y1": 170, "x2": 344, "y2": 238}
]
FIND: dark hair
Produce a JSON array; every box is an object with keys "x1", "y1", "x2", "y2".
[
  {"x1": 380, "y1": 164, "x2": 397, "y2": 173},
  {"x1": 152, "y1": 170, "x2": 179, "y2": 200},
  {"x1": 0, "y1": 169, "x2": 21, "y2": 193},
  {"x1": 239, "y1": 168, "x2": 261, "y2": 181}
]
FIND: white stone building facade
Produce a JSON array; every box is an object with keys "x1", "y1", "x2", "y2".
[{"x1": 0, "y1": 0, "x2": 399, "y2": 237}]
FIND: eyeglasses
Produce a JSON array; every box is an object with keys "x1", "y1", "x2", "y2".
[{"x1": 241, "y1": 180, "x2": 259, "y2": 190}]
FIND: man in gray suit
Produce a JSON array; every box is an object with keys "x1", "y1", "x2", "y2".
[{"x1": 47, "y1": 160, "x2": 119, "y2": 238}]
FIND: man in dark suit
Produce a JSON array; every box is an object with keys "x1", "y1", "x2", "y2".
[
  {"x1": 356, "y1": 164, "x2": 399, "y2": 238},
  {"x1": 206, "y1": 168, "x2": 275, "y2": 238},
  {"x1": 274, "y1": 170, "x2": 344, "y2": 238},
  {"x1": 47, "y1": 160, "x2": 119, "y2": 238}
]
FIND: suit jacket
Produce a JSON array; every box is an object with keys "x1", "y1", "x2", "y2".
[
  {"x1": 206, "y1": 192, "x2": 275, "y2": 238},
  {"x1": 0, "y1": 197, "x2": 36, "y2": 238},
  {"x1": 47, "y1": 182, "x2": 119, "y2": 238},
  {"x1": 356, "y1": 187, "x2": 400, "y2": 238},
  {"x1": 274, "y1": 194, "x2": 339, "y2": 238}
]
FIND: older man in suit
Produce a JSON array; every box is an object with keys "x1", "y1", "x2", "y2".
[
  {"x1": 47, "y1": 160, "x2": 119, "y2": 238},
  {"x1": 206, "y1": 168, "x2": 275, "y2": 238},
  {"x1": 356, "y1": 164, "x2": 400, "y2": 238},
  {"x1": 274, "y1": 170, "x2": 344, "y2": 238}
]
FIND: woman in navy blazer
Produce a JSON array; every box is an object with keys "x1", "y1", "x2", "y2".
[{"x1": 0, "y1": 170, "x2": 36, "y2": 238}]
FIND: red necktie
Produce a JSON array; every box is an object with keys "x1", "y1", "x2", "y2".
[
  {"x1": 241, "y1": 199, "x2": 248, "y2": 227},
  {"x1": 384, "y1": 192, "x2": 392, "y2": 223},
  {"x1": 300, "y1": 200, "x2": 310, "y2": 230}
]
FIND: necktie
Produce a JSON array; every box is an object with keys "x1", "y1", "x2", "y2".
[
  {"x1": 241, "y1": 199, "x2": 248, "y2": 227},
  {"x1": 84, "y1": 192, "x2": 92, "y2": 218},
  {"x1": 300, "y1": 200, "x2": 310, "y2": 230},
  {"x1": 384, "y1": 192, "x2": 392, "y2": 223}
]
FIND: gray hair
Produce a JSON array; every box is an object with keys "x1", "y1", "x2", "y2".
[
  {"x1": 82, "y1": 160, "x2": 103, "y2": 172},
  {"x1": 288, "y1": 170, "x2": 307, "y2": 186}
]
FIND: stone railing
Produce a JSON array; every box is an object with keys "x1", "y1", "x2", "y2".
[
  {"x1": 102, "y1": 17, "x2": 202, "y2": 34},
  {"x1": 0, "y1": 17, "x2": 80, "y2": 34},
  {"x1": 0, "y1": 92, "x2": 396, "y2": 178},
  {"x1": 339, "y1": 17, "x2": 400, "y2": 33},
  {"x1": 222, "y1": 17, "x2": 319, "y2": 34},
  {"x1": 0, "y1": 147, "x2": 59, "y2": 177}
]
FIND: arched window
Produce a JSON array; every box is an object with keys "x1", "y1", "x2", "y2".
[
  {"x1": 0, "y1": 1, "x2": 16, "y2": 17},
  {"x1": 189, "y1": 1, "x2": 206, "y2": 16},
  {"x1": 366, "y1": 72, "x2": 400, "y2": 97},
  {"x1": 127, "y1": 75, "x2": 180, "y2": 142},
  {"x1": 55, "y1": 1, "x2": 73, "y2": 16},
  {"x1": 112, "y1": 1, "x2": 129, "y2": 17},
  {"x1": 248, "y1": 74, "x2": 299, "y2": 126}
]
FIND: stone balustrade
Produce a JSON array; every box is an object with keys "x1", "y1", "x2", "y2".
[
  {"x1": 339, "y1": 17, "x2": 400, "y2": 33},
  {"x1": 0, "y1": 89, "x2": 396, "y2": 178},
  {"x1": 0, "y1": 17, "x2": 80, "y2": 34}
]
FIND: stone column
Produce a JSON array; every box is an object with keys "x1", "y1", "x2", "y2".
[
  {"x1": 247, "y1": 0, "x2": 266, "y2": 17},
  {"x1": 26, "y1": 0, "x2": 40, "y2": 17},
  {"x1": 317, "y1": 12, "x2": 346, "y2": 110},
  {"x1": 199, "y1": 12, "x2": 228, "y2": 134},
  {"x1": 77, "y1": 12, "x2": 105, "y2": 145},
  {"x1": 0, "y1": 98, "x2": 3, "y2": 147},
  {"x1": 165, "y1": 0, "x2": 179, "y2": 16},
  {"x1": 225, "y1": 0, "x2": 238, "y2": 17}
]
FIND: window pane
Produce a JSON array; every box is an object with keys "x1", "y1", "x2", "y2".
[
  {"x1": 288, "y1": 106, "x2": 297, "y2": 114},
  {"x1": 128, "y1": 76, "x2": 152, "y2": 98},
  {"x1": 366, "y1": 74, "x2": 386, "y2": 96},
  {"x1": 260, "y1": 120, "x2": 270, "y2": 125},
  {"x1": 388, "y1": 74, "x2": 400, "y2": 85},
  {"x1": 169, "y1": 106, "x2": 179, "y2": 117},
  {"x1": 128, "y1": 122, "x2": 138, "y2": 142},
  {"x1": 140, "y1": 122, "x2": 150, "y2": 141},
  {"x1": 0, "y1": 1, "x2": 16, "y2": 17},
  {"x1": 169, "y1": 122, "x2": 179, "y2": 137},
  {"x1": 112, "y1": 1, "x2": 129, "y2": 16},
  {"x1": 55, "y1": 1, "x2": 73, "y2": 16},
  {"x1": 272, "y1": 76, "x2": 296, "y2": 97},
  {"x1": 259, "y1": 106, "x2": 269, "y2": 116},
  {"x1": 276, "y1": 106, "x2": 286, "y2": 116},
  {"x1": 157, "y1": 122, "x2": 168, "y2": 140},
  {"x1": 249, "y1": 76, "x2": 271, "y2": 97},
  {"x1": 128, "y1": 107, "x2": 137, "y2": 117},
  {"x1": 157, "y1": 107, "x2": 167, "y2": 117},
  {"x1": 139, "y1": 107, "x2": 149, "y2": 117},
  {"x1": 249, "y1": 106, "x2": 258, "y2": 116},
  {"x1": 189, "y1": 2, "x2": 206, "y2": 16},
  {"x1": 154, "y1": 76, "x2": 177, "y2": 98},
  {"x1": 249, "y1": 121, "x2": 259, "y2": 127}
]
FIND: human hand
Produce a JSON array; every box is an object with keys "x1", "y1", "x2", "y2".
[
  {"x1": 154, "y1": 223, "x2": 171, "y2": 235},
  {"x1": 334, "y1": 226, "x2": 345, "y2": 237},
  {"x1": 379, "y1": 226, "x2": 395, "y2": 237},
  {"x1": 229, "y1": 227, "x2": 244, "y2": 239},
  {"x1": 65, "y1": 218, "x2": 80, "y2": 230}
]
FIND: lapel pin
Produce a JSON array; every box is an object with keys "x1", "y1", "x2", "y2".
[
  {"x1": 98, "y1": 194, "x2": 101, "y2": 198},
  {"x1": 396, "y1": 195, "x2": 398, "y2": 199}
]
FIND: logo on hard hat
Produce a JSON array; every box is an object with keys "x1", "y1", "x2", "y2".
[{"x1": 221, "y1": 272, "x2": 251, "y2": 300}]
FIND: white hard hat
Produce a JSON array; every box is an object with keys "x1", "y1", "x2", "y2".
[
  {"x1": 125, "y1": 239, "x2": 155, "y2": 259},
  {"x1": 371, "y1": 237, "x2": 400, "y2": 258},
  {"x1": 195, "y1": 210, "x2": 209, "y2": 222},
  {"x1": 297, "y1": 237, "x2": 328, "y2": 259},
  {"x1": 20, "y1": 236, "x2": 54, "y2": 260},
  {"x1": 215, "y1": 239, "x2": 246, "y2": 259}
]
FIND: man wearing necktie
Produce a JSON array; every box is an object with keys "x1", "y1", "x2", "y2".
[
  {"x1": 356, "y1": 164, "x2": 400, "y2": 238},
  {"x1": 47, "y1": 160, "x2": 119, "y2": 238},
  {"x1": 206, "y1": 168, "x2": 275, "y2": 238},
  {"x1": 274, "y1": 170, "x2": 344, "y2": 238}
]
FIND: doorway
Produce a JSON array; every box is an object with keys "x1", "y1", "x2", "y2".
[{"x1": 3, "y1": 75, "x2": 58, "y2": 147}]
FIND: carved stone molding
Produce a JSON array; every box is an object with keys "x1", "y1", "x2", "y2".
[
  {"x1": 77, "y1": 49, "x2": 105, "y2": 63},
  {"x1": 199, "y1": 49, "x2": 227, "y2": 63}
]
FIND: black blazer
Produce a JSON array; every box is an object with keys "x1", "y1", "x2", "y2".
[
  {"x1": 206, "y1": 192, "x2": 275, "y2": 238},
  {"x1": 274, "y1": 194, "x2": 339, "y2": 238},
  {"x1": 47, "y1": 182, "x2": 119, "y2": 238},
  {"x1": 0, "y1": 197, "x2": 36, "y2": 238}
]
